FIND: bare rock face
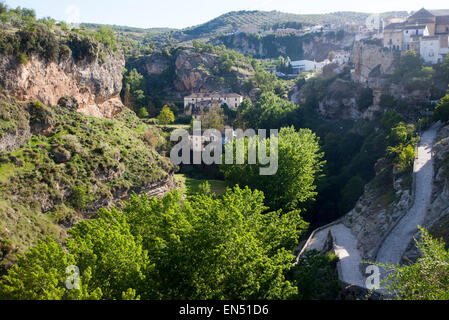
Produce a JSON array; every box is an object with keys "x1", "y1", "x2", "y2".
[
  {"x1": 351, "y1": 42, "x2": 398, "y2": 83},
  {"x1": 0, "y1": 53, "x2": 125, "y2": 119},
  {"x1": 141, "y1": 53, "x2": 172, "y2": 75},
  {"x1": 317, "y1": 79, "x2": 361, "y2": 120},
  {"x1": 302, "y1": 33, "x2": 355, "y2": 61},
  {"x1": 342, "y1": 179, "x2": 412, "y2": 260},
  {"x1": 173, "y1": 50, "x2": 221, "y2": 92},
  {"x1": 422, "y1": 126, "x2": 449, "y2": 231}
]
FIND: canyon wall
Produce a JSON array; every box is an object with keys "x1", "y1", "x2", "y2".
[{"x1": 0, "y1": 53, "x2": 125, "y2": 119}]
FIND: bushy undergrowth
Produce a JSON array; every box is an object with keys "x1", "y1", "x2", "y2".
[{"x1": 0, "y1": 100, "x2": 173, "y2": 269}]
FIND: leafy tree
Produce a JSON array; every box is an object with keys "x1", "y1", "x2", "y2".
[
  {"x1": 340, "y1": 175, "x2": 365, "y2": 214},
  {"x1": 137, "y1": 107, "x2": 149, "y2": 118},
  {"x1": 94, "y1": 26, "x2": 117, "y2": 50},
  {"x1": 293, "y1": 250, "x2": 341, "y2": 300},
  {"x1": 434, "y1": 94, "x2": 449, "y2": 123},
  {"x1": 381, "y1": 110, "x2": 405, "y2": 132},
  {"x1": 0, "y1": 238, "x2": 102, "y2": 300},
  {"x1": 66, "y1": 209, "x2": 152, "y2": 300},
  {"x1": 122, "y1": 187, "x2": 308, "y2": 299},
  {"x1": 123, "y1": 68, "x2": 146, "y2": 109},
  {"x1": 40, "y1": 17, "x2": 55, "y2": 29},
  {"x1": 357, "y1": 87, "x2": 374, "y2": 111},
  {"x1": 439, "y1": 54, "x2": 449, "y2": 84},
  {"x1": 197, "y1": 181, "x2": 211, "y2": 195},
  {"x1": 392, "y1": 50, "x2": 434, "y2": 91},
  {"x1": 200, "y1": 105, "x2": 226, "y2": 130},
  {"x1": 377, "y1": 227, "x2": 449, "y2": 300},
  {"x1": 157, "y1": 105, "x2": 175, "y2": 125},
  {"x1": 70, "y1": 185, "x2": 93, "y2": 210},
  {"x1": 237, "y1": 92, "x2": 300, "y2": 130},
  {"x1": 221, "y1": 126, "x2": 324, "y2": 211},
  {"x1": 192, "y1": 40, "x2": 201, "y2": 52},
  {"x1": 397, "y1": 144, "x2": 415, "y2": 171}
]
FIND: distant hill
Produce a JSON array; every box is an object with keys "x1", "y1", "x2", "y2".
[
  {"x1": 79, "y1": 10, "x2": 410, "y2": 55},
  {"x1": 80, "y1": 23, "x2": 177, "y2": 36},
  {"x1": 177, "y1": 10, "x2": 409, "y2": 39}
]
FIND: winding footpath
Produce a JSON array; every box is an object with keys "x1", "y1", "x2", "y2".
[
  {"x1": 376, "y1": 122, "x2": 440, "y2": 265},
  {"x1": 298, "y1": 122, "x2": 441, "y2": 289}
]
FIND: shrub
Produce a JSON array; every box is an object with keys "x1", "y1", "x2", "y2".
[
  {"x1": 59, "y1": 44, "x2": 72, "y2": 62},
  {"x1": 143, "y1": 131, "x2": 158, "y2": 149},
  {"x1": 18, "y1": 53, "x2": 28, "y2": 65},
  {"x1": 137, "y1": 107, "x2": 149, "y2": 119},
  {"x1": 67, "y1": 34, "x2": 98, "y2": 63},
  {"x1": 434, "y1": 95, "x2": 449, "y2": 123},
  {"x1": 70, "y1": 185, "x2": 93, "y2": 210}
]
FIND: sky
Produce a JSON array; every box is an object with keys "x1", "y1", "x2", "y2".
[{"x1": 3, "y1": 0, "x2": 449, "y2": 29}]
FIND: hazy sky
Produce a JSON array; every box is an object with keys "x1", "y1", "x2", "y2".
[{"x1": 3, "y1": 0, "x2": 448, "y2": 29}]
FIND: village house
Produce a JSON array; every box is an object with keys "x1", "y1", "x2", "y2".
[
  {"x1": 184, "y1": 93, "x2": 244, "y2": 117},
  {"x1": 383, "y1": 8, "x2": 449, "y2": 63}
]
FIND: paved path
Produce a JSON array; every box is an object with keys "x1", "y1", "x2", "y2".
[
  {"x1": 376, "y1": 123, "x2": 440, "y2": 265},
  {"x1": 299, "y1": 123, "x2": 441, "y2": 289},
  {"x1": 300, "y1": 223, "x2": 366, "y2": 288}
]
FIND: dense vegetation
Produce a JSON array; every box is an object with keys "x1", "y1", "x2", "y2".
[
  {"x1": 221, "y1": 126, "x2": 324, "y2": 211},
  {"x1": 0, "y1": 186, "x2": 340, "y2": 300},
  {"x1": 377, "y1": 227, "x2": 449, "y2": 300},
  {"x1": 2, "y1": 1, "x2": 449, "y2": 301},
  {"x1": 0, "y1": 5, "x2": 119, "y2": 64},
  {"x1": 0, "y1": 99, "x2": 173, "y2": 272}
]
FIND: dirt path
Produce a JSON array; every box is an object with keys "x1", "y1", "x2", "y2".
[{"x1": 375, "y1": 123, "x2": 440, "y2": 265}]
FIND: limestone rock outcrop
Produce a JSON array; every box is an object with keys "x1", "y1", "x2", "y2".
[
  {"x1": 351, "y1": 42, "x2": 398, "y2": 84},
  {"x1": 0, "y1": 53, "x2": 125, "y2": 119}
]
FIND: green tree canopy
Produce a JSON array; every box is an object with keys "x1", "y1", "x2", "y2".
[
  {"x1": 0, "y1": 238, "x2": 102, "y2": 300},
  {"x1": 122, "y1": 186, "x2": 308, "y2": 299},
  {"x1": 157, "y1": 105, "x2": 175, "y2": 125},
  {"x1": 434, "y1": 94, "x2": 449, "y2": 123},
  {"x1": 221, "y1": 126, "x2": 324, "y2": 211},
  {"x1": 377, "y1": 227, "x2": 449, "y2": 300}
]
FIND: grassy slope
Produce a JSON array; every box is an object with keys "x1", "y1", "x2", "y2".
[{"x1": 0, "y1": 101, "x2": 174, "y2": 269}]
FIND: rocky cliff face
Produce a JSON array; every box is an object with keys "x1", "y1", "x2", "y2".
[
  {"x1": 317, "y1": 78, "x2": 361, "y2": 120},
  {"x1": 351, "y1": 42, "x2": 429, "y2": 110},
  {"x1": 302, "y1": 33, "x2": 355, "y2": 61},
  {"x1": 342, "y1": 179, "x2": 413, "y2": 260},
  {"x1": 0, "y1": 53, "x2": 125, "y2": 119},
  {"x1": 131, "y1": 49, "x2": 254, "y2": 98},
  {"x1": 214, "y1": 32, "x2": 355, "y2": 61},
  {"x1": 351, "y1": 42, "x2": 397, "y2": 84},
  {"x1": 173, "y1": 50, "x2": 224, "y2": 92}
]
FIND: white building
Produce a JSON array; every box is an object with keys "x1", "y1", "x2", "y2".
[
  {"x1": 291, "y1": 60, "x2": 320, "y2": 73},
  {"x1": 184, "y1": 93, "x2": 244, "y2": 110},
  {"x1": 331, "y1": 51, "x2": 350, "y2": 66},
  {"x1": 403, "y1": 25, "x2": 429, "y2": 51},
  {"x1": 383, "y1": 8, "x2": 449, "y2": 64},
  {"x1": 420, "y1": 35, "x2": 449, "y2": 64}
]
